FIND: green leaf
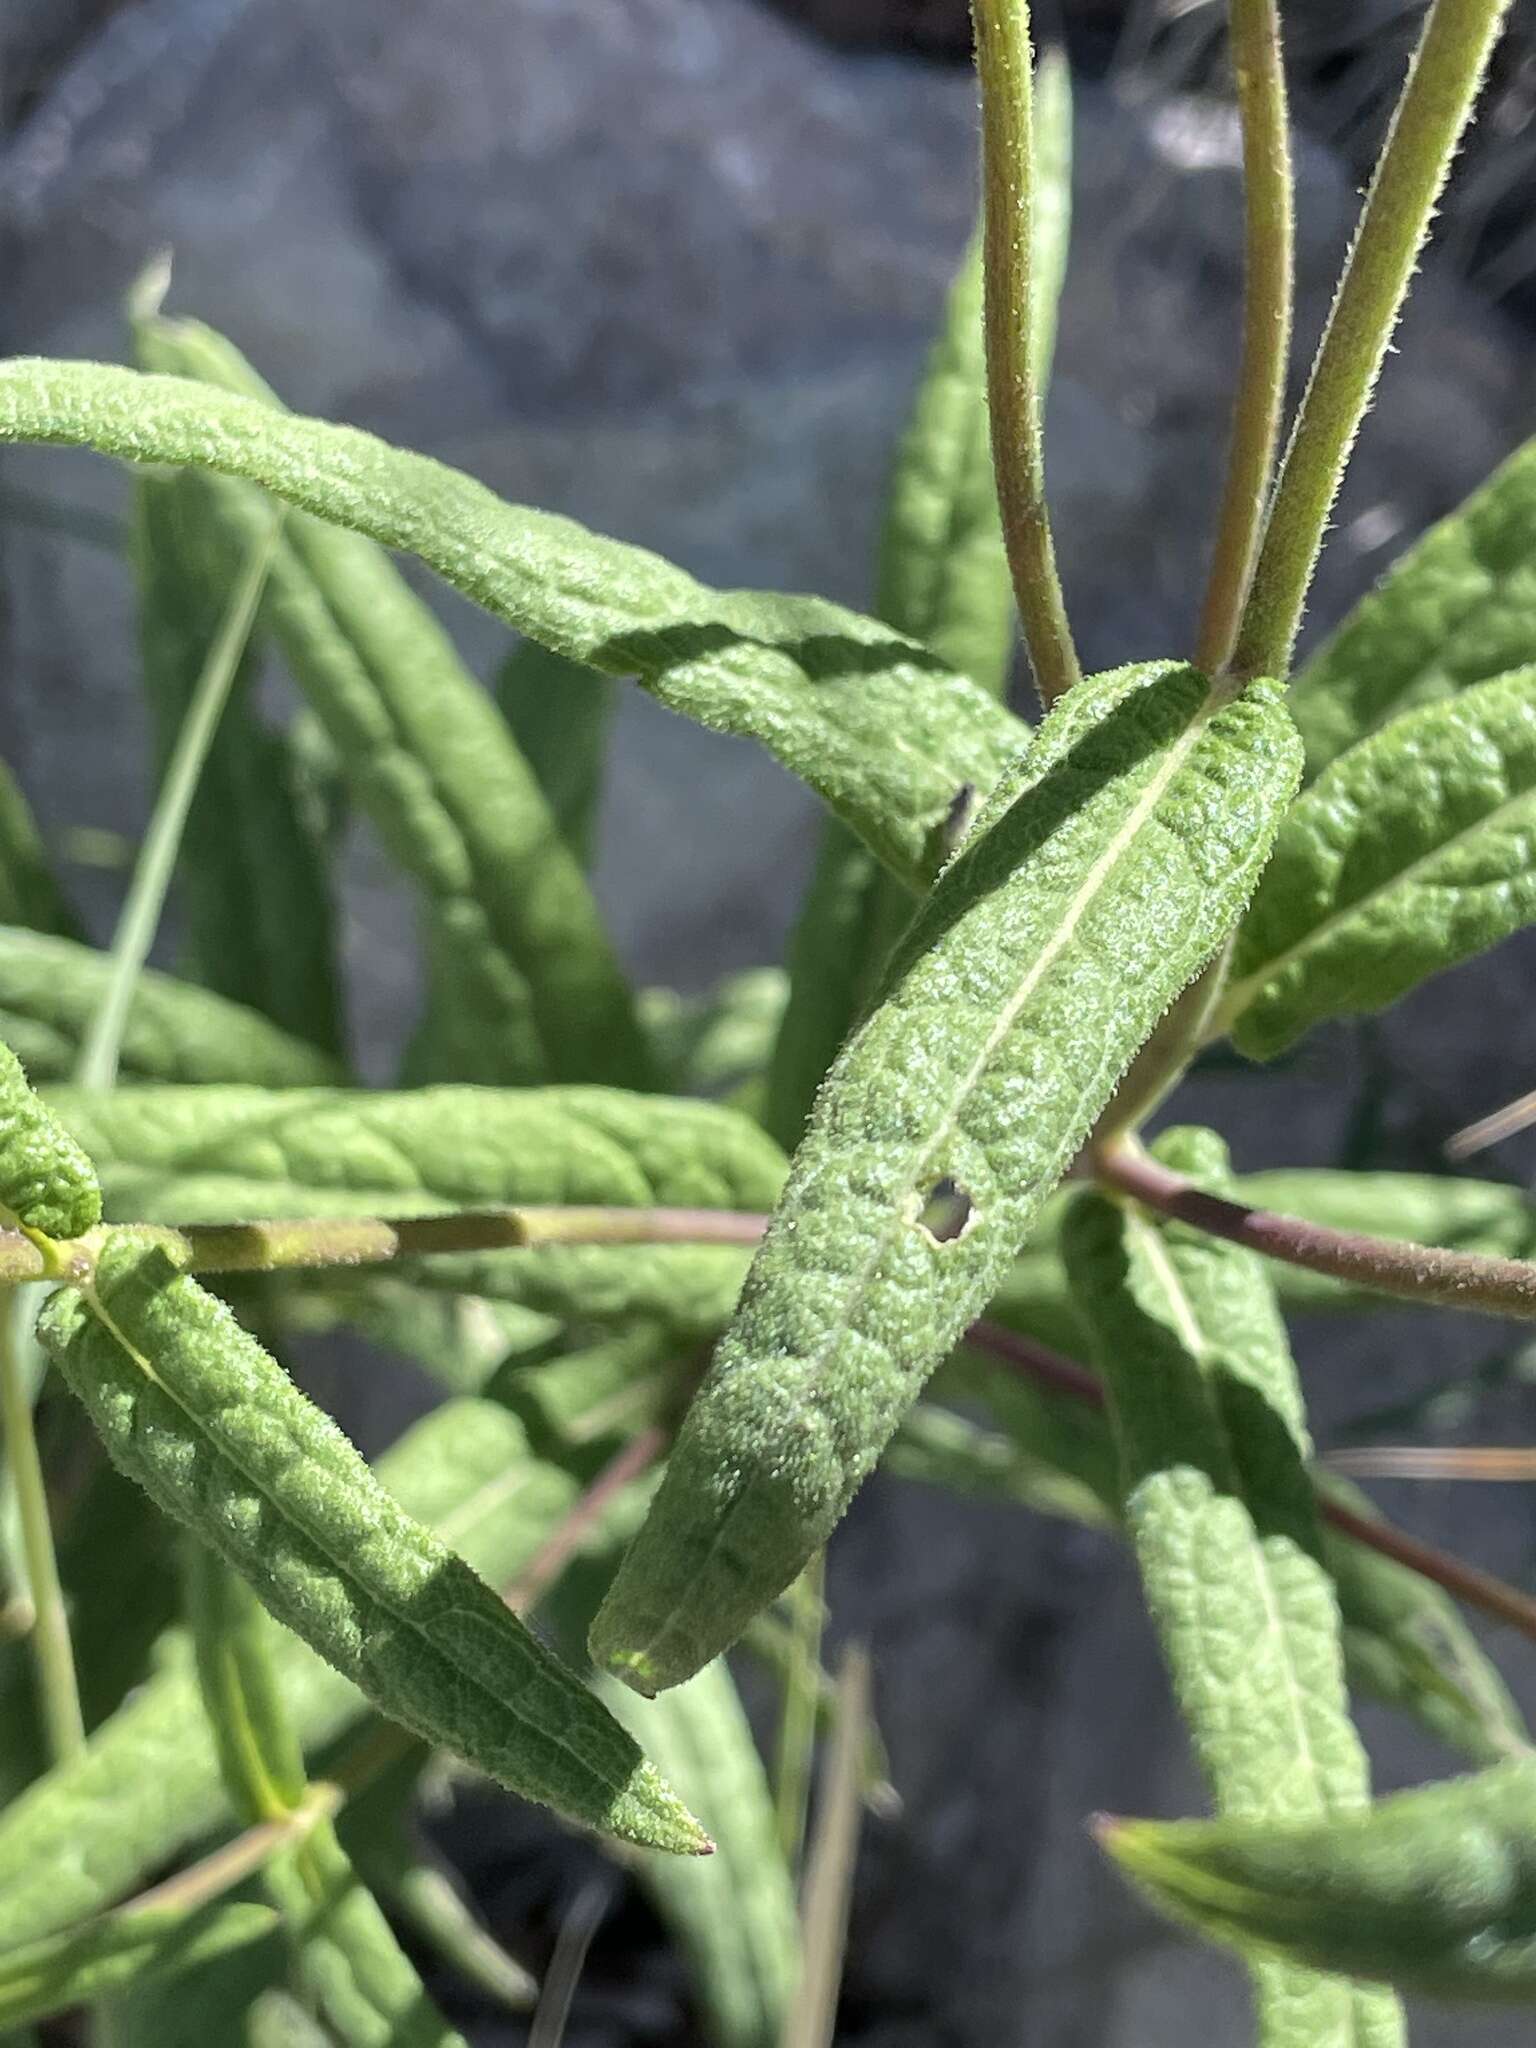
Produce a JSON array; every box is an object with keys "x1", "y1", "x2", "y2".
[
  {"x1": 641, "y1": 969, "x2": 787, "y2": 1102},
  {"x1": 133, "y1": 313, "x2": 651, "y2": 1091},
  {"x1": 1103, "y1": 1754, "x2": 1536, "y2": 2000},
  {"x1": 0, "y1": 758, "x2": 78, "y2": 938},
  {"x1": 592, "y1": 662, "x2": 1301, "y2": 1692},
  {"x1": 1287, "y1": 432, "x2": 1536, "y2": 779},
  {"x1": 0, "y1": 1038, "x2": 100, "y2": 1239},
  {"x1": 0, "y1": 1395, "x2": 580, "y2": 1948},
  {"x1": 495, "y1": 638, "x2": 615, "y2": 870},
  {"x1": 0, "y1": 1899, "x2": 276, "y2": 2031},
  {"x1": 0, "y1": 355, "x2": 1027, "y2": 892},
  {"x1": 601, "y1": 1665, "x2": 801, "y2": 2048},
  {"x1": 885, "y1": 1399, "x2": 1116, "y2": 1526},
  {"x1": 134, "y1": 462, "x2": 343, "y2": 1056},
  {"x1": 936, "y1": 1330, "x2": 1531, "y2": 1772},
  {"x1": 1224, "y1": 665, "x2": 1536, "y2": 1056},
  {"x1": 0, "y1": 928, "x2": 343, "y2": 1088},
  {"x1": 42, "y1": 1082, "x2": 786, "y2": 1226},
  {"x1": 1063, "y1": 1126, "x2": 1403, "y2": 2048},
  {"x1": 344, "y1": 1814, "x2": 536, "y2": 2015},
  {"x1": 37, "y1": 1237, "x2": 708, "y2": 1855}
]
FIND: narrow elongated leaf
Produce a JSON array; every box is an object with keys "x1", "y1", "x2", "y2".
[
  {"x1": 886, "y1": 1399, "x2": 1115, "y2": 1526},
  {"x1": 387, "y1": 1244, "x2": 752, "y2": 1342},
  {"x1": 495, "y1": 638, "x2": 615, "y2": 870},
  {"x1": 346, "y1": 1825, "x2": 536, "y2": 2013},
  {"x1": 0, "y1": 757, "x2": 78, "y2": 937},
  {"x1": 601, "y1": 1666, "x2": 801, "y2": 2048},
  {"x1": 593, "y1": 663, "x2": 1301, "y2": 1692},
  {"x1": 38, "y1": 1236, "x2": 708, "y2": 1854},
  {"x1": 0, "y1": 927, "x2": 342, "y2": 1087},
  {"x1": 0, "y1": 1039, "x2": 100, "y2": 1239},
  {"x1": 1288, "y1": 433, "x2": 1536, "y2": 779},
  {"x1": 0, "y1": 1900, "x2": 276, "y2": 2031},
  {"x1": 0, "y1": 357, "x2": 1027, "y2": 891},
  {"x1": 641, "y1": 968, "x2": 787, "y2": 1103},
  {"x1": 1104, "y1": 1754, "x2": 1536, "y2": 1999},
  {"x1": 43, "y1": 1083, "x2": 786, "y2": 1226},
  {"x1": 1225, "y1": 666, "x2": 1536, "y2": 1056},
  {"x1": 1063, "y1": 1127, "x2": 1402, "y2": 2048},
  {"x1": 135, "y1": 314, "x2": 649, "y2": 1089},
  {"x1": 937, "y1": 1335, "x2": 1530, "y2": 1770},
  {"x1": 0, "y1": 1395, "x2": 581, "y2": 1948},
  {"x1": 187, "y1": 1544, "x2": 468, "y2": 2048},
  {"x1": 134, "y1": 466, "x2": 343, "y2": 1055}
]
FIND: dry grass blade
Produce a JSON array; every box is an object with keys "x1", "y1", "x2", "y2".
[{"x1": 782, "y1": 1645, "x2": 871, "y2": 2048}]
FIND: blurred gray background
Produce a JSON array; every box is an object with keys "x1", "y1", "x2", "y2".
[{"x1": 3, "y1": 2, "x2": 1536, "y2": 2041}]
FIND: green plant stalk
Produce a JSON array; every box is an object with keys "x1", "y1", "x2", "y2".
[
  {"x1": 969, "y1": 0, "x2": 1080, "y2": 707},
  {"x1": 1195, "y1": 0, "x2": 1293, "y2": 675},
  {"x1": 76, "y1": 509, "x2": 282, "y2": 1091},
  {"x1": 1232, "y1": 0, "x2": 1514, "y2": 679},
  {"x1": 0, "y1": 1295, "x2": 82, "y2": 1758},
  {"x1": 772, "y1": 1550, "x2": 827, "y2": 1869},
  {"x1": 782, "y1": 1647, "x2": 870, "y2": 2048}
]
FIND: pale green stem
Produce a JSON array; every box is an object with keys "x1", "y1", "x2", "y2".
[
  {"x1": 773, "y1": 1550, "x2": 828, "y2": 1869},
  {"x1": 75, "y1": 507, "x2": 282, "y2": 1090},
  {"x1": 1232, "y1": 0, "x2": 1513, "y2": 680},
  {"x1": 1196, "y1": 0, "x2": 1294, "y2": 675},
  {"x1": 970, "y1": 0, "x2": 1081, "y2": 708},
  {"x1": 783, "y1": 1647, "x2": 871, "y2": 2048},
  {"x1": 0, "y1": 1296, "x2": 83, "y2": 1759}
]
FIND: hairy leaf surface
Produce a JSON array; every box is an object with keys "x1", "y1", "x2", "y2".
[
  {"x1": 136, "y1": 314, "x2": 649, "y2": 1089},
  {"x1": 1106, "y1": 1755, "x2": 1536, "y2": 1999},
  {"x1": 43, "y1": 1083, "x2": 785, "y2": 1225},
  {"x1": 0, "y1": 928, "x2": 342, "y2": 1087},
  {"x1": 0, "y1": 1396, "x2": 579, "y2": 1946},
  {"x1": 593, "y1": 663, "x2": 1301, "y2": 1691},
  {"x1": 1288, "y1": 435, "x2": 1536, "y2": 778},
  {"x1": 39, "y1": 1238, "x2": 707, "y2": 1854},
  {"x1": 0, "y1": 1038, "x2": 100, "y2": 1239},
  {"x1": 1064, "y1": 1128, "x2": 1402, "y2": 2048},
  {"x1": 1226, "y1": 667, "x2": 1536, "y2": 1055},
  {"x1": 0, "y1": 357, "x2": 1027, "y2": 890}
]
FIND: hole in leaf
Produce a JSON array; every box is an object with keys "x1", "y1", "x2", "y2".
[{"x1": 912, "y1": 1176, "x2": 975, "y2": 1245}]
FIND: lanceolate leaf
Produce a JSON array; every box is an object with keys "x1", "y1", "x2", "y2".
[
  {"x1": 42, "y1": 1083, "x2": 786, "y2": 1226},
  {"x1": 134, "y1": 314, "x2": 650, "y2": 1090},
  {"x1": 1224, "y1": 666, "x2": 1536, "y2": 1056},
  {"x1": 0, "y1": 357, "x2": 1027, "y2": 891},
  {"x1": 0, "y1": 928, "x2": 342, "y2": 1087},
  {"x1": 134, "y1": 467, "x2": 343, "y2": 1056},
  {"x1": 1104, "y1": 1755, "x2": 1536, "y2": 2000},
  {"x1": 0, "y1": 1396, "x2": 580, "y2": 1948},
  {"x1": 592, "y1": 662, "x2": 1301, "y2": 1693},
  {"x1": 186, "y1": 1546, "x2": 469, "y2": 2048},
  {"x1": 0, "y1": 1038, "x2": 100, "y2": 1239},
  {"x1": 601, "y1": 1665, "x2": 801, "y2": 2048},
  {"x1": 0, "y1": 757, "x2": 78, "y2": 938},
  {"x1": 0, "y1": 1900, "x2": 276, "y2": 2032},
  {"x1": 38, "y1": 1236, "x2": 708, "y2": 1855},
  {"x1": 1063, "y1": 1127, "x2": 1403, "y2": 2048},
  {"x1": 1287, "y1": 433, "x2": 1536, "y2": 779},
  {"x1": 936, "y1": 1332, "x2": 1532, "y2": 1772}
]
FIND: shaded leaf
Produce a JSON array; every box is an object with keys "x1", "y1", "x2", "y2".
[
  {"x1": 0, "y1": 356, "x2": 1027, "y2": 891},
  {"x1": 0, "y1": 757, "x2": 78, "y2": 938},
  {"x1": 0, "y1": 1900, "x2": 275, "y2": 2032},
  {"x1": 495, "y1": 638, "x2": 615, "y2": 871}
]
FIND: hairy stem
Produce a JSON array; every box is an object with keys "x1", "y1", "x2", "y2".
[
  {"x1": 1196, "y1": 0, "x2": 1293, "y2": 675},
  {"x1": 966, "y1": 1320, "x2": 1536, "y2": 1646},
  {"x1": 1096, "y1": 1139, "x2": 1536, "y2": 1319},
  {"x1": 1231, "y1": 0, "x2": 1513, "y2": 680},
  {"x1": 970, "y1": 0, "x2": 1081, "y2": 707},
  {"x1": 0, "y1": 1298, "x2": 83, "y2": 1759},
  {"x1": 0, "y1": 1206, "x2": 773, "y2": 1288}
]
